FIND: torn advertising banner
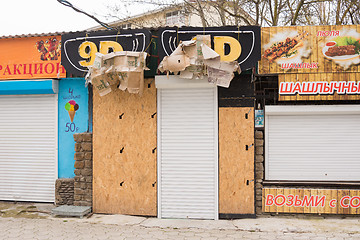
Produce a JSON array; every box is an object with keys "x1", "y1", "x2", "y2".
[
  {"x1": 61, "y1": 29, "x2": 151, "y2": 76},
  {"x1": 158, "y1": 35, "x2": 240, "y2": 88},
  {"x1": 87, "y1": 51, "x2": 148, "y2": 96},
  {"x1": 158, "y1": 26, "x2": 261, "y2": 71}
]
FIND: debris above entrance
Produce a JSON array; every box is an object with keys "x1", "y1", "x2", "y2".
[
  {"x1": 158, "y1": 35, "x2": 241, "y2": 88},
  {"x1": 86, "y1": 51, "x2": 149, "y2": 96}
]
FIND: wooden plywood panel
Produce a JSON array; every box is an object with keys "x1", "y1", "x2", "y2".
[
  {"x1": 303, "y1": 188, "x2": 311, "y2": 213},
  {"x1": 349, "y1": 190, "x2": 358, "y2": 215},
  {"x1": 276, "y1": 188, "x2": 285, "y2": 213},
  {"x1": 263, "y1": 187, "x2": 360, "y2": 215},
  {"x1": 296, "y1": 188, "x2": 305, "y2": 213},
  {"x1": 310, "y1": 189, "x2": 319, "y2": 214},
  {"x1": 219, "y1": 107, "x2": 254, "y2": 215},
  {"x1": 93, "y1": 78, "x2": 157, "y2": 216},
  {"x1": 322, "y1": 189, "x2": 333, "y2": 214},
  {"x1": 339, "y1": 190, "x2": 350, "y2": 215},
  {"x1": 282, "y1": 188, "x2": 290, "y2": 213},
  {"x1": 263, "y1": 188, "x2": 271, "y2": 213}
]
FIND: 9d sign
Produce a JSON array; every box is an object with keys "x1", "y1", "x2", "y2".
[
  {"x1": 61, "y1": 29, "x2": 152, "y2": 76},
  {"x1": 158, "y1": 26, "x2": 261, "y2": 71},
  {"x1": 61, "y1": 27, "x2": 261, "y2": 76}
]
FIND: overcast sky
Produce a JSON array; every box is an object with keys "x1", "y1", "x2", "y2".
[{"x1": 0, "y1": 0, "x2": 148, "y2": 36}]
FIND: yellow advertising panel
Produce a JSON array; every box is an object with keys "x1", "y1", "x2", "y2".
[
  {"x1": 263, "y1": 188, "x2": 360, "y2": 215},
  {"x1": 0, "y1": 36, "x2": 66, "y2": 80},
  {"x1": 259, "y1": 25, "x2": 360, "y2": 75}
]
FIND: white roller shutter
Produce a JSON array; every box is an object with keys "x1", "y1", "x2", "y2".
[
  {"x1": 265, "y1": 105, "x2": 360, "y2": 181},
  {"x1": 0, "y1": 94, "x2": 57, "y2": 202},
  {"x1": 157, "y1": 77, "x2": 218, "y2": 220}
]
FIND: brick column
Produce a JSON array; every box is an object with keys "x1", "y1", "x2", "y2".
[
  {"x1": 255, "y1": 130, "x2": 264, "y2": 215},
  {"x1": 73, "y1": 132, "x2": 93, "y2": 207},
  {"x1": 55, "y1": 178, "x2": 74, "y2": 205}
]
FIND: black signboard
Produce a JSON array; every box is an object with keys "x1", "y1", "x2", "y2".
[
  {"x1": 158, "y1": 26, "x2": 261, "y2": 71},
  {"x1": 61, "y1": 29, "x2": 152, "y2": 76}
]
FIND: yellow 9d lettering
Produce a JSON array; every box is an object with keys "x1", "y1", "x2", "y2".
[
  {"x1": 214, "y1": 36, "x2": 241, "y2": 62},
  {"x1": 78, "y1": 41, "x2": 98, "y2": 67},
  {"x1": 99, "y1": 41, "x2": 123, "y2": 54}
]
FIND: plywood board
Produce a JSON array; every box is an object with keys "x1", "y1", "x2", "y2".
[
  {"x1": 93, "y1": 78, "x2": 157, "y2": 216},
  {"x1": 219, "y1": 107, "x2": 255, "y2": 215},
  {"x1": 263, "y1": 187, "x2": 360, "y2": 215}
]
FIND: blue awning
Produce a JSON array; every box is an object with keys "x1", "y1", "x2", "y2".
[{"x1": 0, "y1": 79, "x2": 59, "y2": 95}]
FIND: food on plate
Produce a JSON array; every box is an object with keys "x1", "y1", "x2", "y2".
[
  {"x1": 324, "y1": 36, "x2": 360, "y2": 57},
  {"x1": 263, "y1": 31, "x2": 309, "y2": 62},
  {"x1": 325, "y1": 45, "x2": 356, "y2": 57}
]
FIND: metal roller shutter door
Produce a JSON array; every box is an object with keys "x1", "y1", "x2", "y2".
[
  {"x1": 158, "y1": 87, "x2": 218, "y2": 220},
  {"x1": 0, "y1": 94, "x2": 57, "y2": 202},
  {"x1": 265, "y1": 105, "x2": 360, "y2": 181}
]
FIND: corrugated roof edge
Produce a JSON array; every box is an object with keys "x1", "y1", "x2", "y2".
[
  {"x1": 0, "y1": 28, "x2": 135, "y2": 39},
  {"x1": 0, "y1": 31, "x2": 74, "y2": 39}
]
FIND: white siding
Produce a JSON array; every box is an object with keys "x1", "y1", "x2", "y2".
[
  {"x1": 265, "y1": 105, "x2": 360, "y2": 181},
  {"x1": 0, "y1": 95, "x2": 57, "y2": 202},
  {"x1": 157, "y1": 85, "x2": 218, "y2": 220}
]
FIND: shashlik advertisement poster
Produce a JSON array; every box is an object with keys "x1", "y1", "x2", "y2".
[{"x1": 259, "y1": 25, "x2": 360, "y2": 74}]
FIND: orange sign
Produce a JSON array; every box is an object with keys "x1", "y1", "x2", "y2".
[{"x1": 0, "y1": 35, "x2": 66, "y2": 80}]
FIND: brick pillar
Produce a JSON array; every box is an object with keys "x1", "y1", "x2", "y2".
[
  {"x1": 73, "y1": 132, "x2": 93, "y2": 207},
  {"x1": 55, "y1": 178, "x2": 74, "y2": 205},
  {"x1": 255, "y1": 130, "x2": 264, "y2": 215}
]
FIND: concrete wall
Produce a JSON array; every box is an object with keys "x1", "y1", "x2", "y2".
[{"x1": 58, "y1": 78, "x2": 89, "y2": 178}]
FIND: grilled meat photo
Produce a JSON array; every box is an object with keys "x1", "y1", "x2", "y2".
[
  {"x1": 263, "y1": 32, "x2": 308, "y2": 62},
  {"x1": 325, "y1": 45, "x2": 356, "y2": 57}
]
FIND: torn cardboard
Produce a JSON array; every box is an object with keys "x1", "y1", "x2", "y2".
[
  {"x1": 88, "y1": 53, "x2": 112, "y2": 96},
  {"x1": 158, "y1": 41, "x2": 194, "y2": 73},
  {"x1": 158, "y1": 35, "x2": 241, "y2": 88},
  {"x1": 87, "y1": 51, "x2": 148, "y2": 96},
  {"x1": 202, "y1": 44, "x2": 241, "y2": 88}
]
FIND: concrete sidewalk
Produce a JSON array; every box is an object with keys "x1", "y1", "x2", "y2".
[
  {"x1": 74, "y1": 213, "x2": 360, "y2": 234},
  {"x1": 1, "y1": 201, "x2": 360, "y2": 239}
]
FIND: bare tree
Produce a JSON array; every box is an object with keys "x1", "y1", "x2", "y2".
[{"x1": 103, "y1": 0, "x2": 360, "y2": 27}]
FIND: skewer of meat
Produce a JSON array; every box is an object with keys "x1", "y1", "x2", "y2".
[{"x1": 263, "y1": 31, "x2": 309, "y2": 62}]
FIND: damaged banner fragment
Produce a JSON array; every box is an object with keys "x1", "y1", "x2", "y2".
[
  {"x1": 86, "y1": 51, "x2": 149, "y2": 96},
  {"x1": 158, "y1": 35, "x2": 241, "y2": 88}
]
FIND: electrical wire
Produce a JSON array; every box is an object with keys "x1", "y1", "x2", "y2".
[{"x1": 56, "y1": 0, "x2": 116, "y2": 30}]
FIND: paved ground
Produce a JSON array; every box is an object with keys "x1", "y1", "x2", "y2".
[{"x1": 1, "y1": 202, "x2": 360, "y2": 239}]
